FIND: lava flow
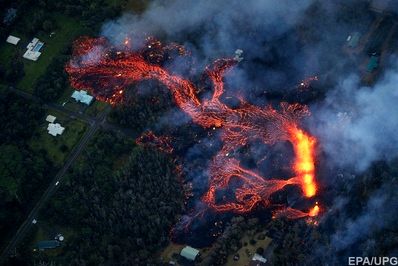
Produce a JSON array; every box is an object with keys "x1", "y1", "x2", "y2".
[
  {"x1": 136, "y1": 131, "x2": 174, "y2": 154},
  {"x1": 66, "y1": 36, "x2": 320, "y2": 221}
]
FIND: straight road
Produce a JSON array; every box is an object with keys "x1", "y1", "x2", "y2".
[
  {"x1": 0, "y1": 94, "x2": 111, "y2": 264},
  {"x1": 7, "y1": 86, "x2": 135, "y2": 138}
]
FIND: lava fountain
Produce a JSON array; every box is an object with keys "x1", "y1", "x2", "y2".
[{"x1": 65, "y1": 36, "x2": 320, "y2": 224}]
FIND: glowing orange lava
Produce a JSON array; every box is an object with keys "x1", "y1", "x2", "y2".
[
  {"x1": 136, "y1": 131, "x2": 174, "y2": 154},
  {"x1": 289, "y1": 127, "x2": 317, "y2": 197},
  {"x1": 308, "y1": 203, "x2": 320, "y2": 217},
  {"x1": 65, "y1": 36, "x2": 319, "y2": 219}
]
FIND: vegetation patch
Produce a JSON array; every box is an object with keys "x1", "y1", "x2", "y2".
[
  {"x1": 18, "y1": 15, "x2": 86, "y2": 93},
  {"x1": 29, "y1": 111, "x2": 87, "y2": 166}
]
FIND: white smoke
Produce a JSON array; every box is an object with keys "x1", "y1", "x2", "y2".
[
  {"x1": 310, "y1": 64, "x2": 398, "y2": 172},
  {"x1": 331, "y1": 182, "x2": 398, "y2": 251}
]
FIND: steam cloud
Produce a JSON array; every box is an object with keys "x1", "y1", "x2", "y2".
[
  {"x1": 100, "y1": 0, "x2": 398, "y2": 172},
  {"x1": 331, "y1": 182, "x2": 398, "y2": 251},
  {"x1": 101, "y1": 0, "x2": 317, "y2": 92},
  {"x1": 97, "y1": 0, "x2": 398, "y2": 257},
  {"x1": 310, "y1": 66, "x2": 398, "y2": 172}
]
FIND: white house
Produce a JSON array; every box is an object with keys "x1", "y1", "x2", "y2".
[
  {"x1": 6, "y1": 35, "x2": 20, "y2": 45},
  {"x1": 45, "y1": 115, "x2": 56, "y2": 123},
  {"x1": 71, "y1": 90, "x2": 94, "y2": 105},
  {"x1": 23, "y1": 37, "x2": 44, "y2": 61},
  {"x1": 47, "y1": 123, "x2": 65, "y2": 136},
  {"x1": 180, "y1": 246, "x2": 199, "y2": 261}
]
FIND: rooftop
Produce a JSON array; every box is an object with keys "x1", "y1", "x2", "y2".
[
  {"x1": 36, "y1": 240, "x2": 60, "y2": 250},
  {"x1": 6, "y1": 35, "x2": 20, "y2": 45},
  {"x1": 252, "y1": 253, "x2": 267, "y2": 263},
  {"x1": 47, "y1": 123, "x2": 65, "y2": 136},
  {"x1": 46, "y1": 115, "x2": 56, "y2": 123},
  {"x1": 347, "y1": 32, "x2": 360, "y2": 48},
  {"x1": 180, "y1": 246, "x2": 199, "y2": 261},
  {"x1": 367, "y1": 56, "x2": 379, "y2": 72},
  {"x1": 71, "y1": 90, "x2": 94, "y2": 105},
  {"x1": 23, "y1": 38, "x2": 44, "y2": 61}
]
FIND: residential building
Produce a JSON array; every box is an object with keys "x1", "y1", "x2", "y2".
[
  {"x1": 46, "y1": 115, "x2": 56, "y2": 123},
  {"x1": 6, "y1": 35, "x2": 20, "y2": 45},
  {"x1": 23, "y1": 37, "x2": 44, "y2": 61},
  {"x1": 180, "y1": 246, "x2": 199, "y2": 261},
  {"x1": 47, "y1": 123, "x2": 65, "y2": 136},
  {"x1": 71, "y1": 90, "x2": 94, "y2": 105},
  {"x1": 36, "y1": 240, "x2": 60, "y2": 251}
]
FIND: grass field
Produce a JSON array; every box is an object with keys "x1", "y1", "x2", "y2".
[
  {"x1": 31, "y1": 222, "x2": 74, "y2": 251},
  {"x1": 0, "y1": 42, "x2": 17, "y2": 69},
  {"x1": 57, "y1": 87, "x2": 87, "y2": 113},
  {"x1": 85, "y1": 100, "x2": 109, "y2": 117},
  {"x1": 160, "y1": 243, "x2": 185, "y2": 263},
  {"x1": 226, "y1": 232, "x2": 272, "y2": 266},
  {"x1": 0, "y1": 14, "x2": 86, "y2": 91},
  {"x1": 57, "y1": 85, "x2": 110, "y2": 117},
  {"x1": 22, "y1": 130, "x2": 133, "y2": 258},
  {"x1": 29, "y1": 110, "x2": 87, "y2": 166},
  {"x1": 17, "y1": 15, "x2": 86, "y2": 93}
]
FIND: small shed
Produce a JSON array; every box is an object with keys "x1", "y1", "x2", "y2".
[
  {"x1": 347, "y1": 32, "x2": 360, "y2": 48},
  {"x1": 367, "y1": 55, "x2": 379, "y2": 72},
  {"x1": 180, "y1": 246, "x2": 199, "y2": 261},
  {"x1": 36, "y1": 240, "x2": 60, "y2": 250},
  {"x1": 71, "y1": 90, "x2": 94, "y2": 105},
  {"x1": 46, "y1": 115, "x2": 56, "y2": 123},
  {"x1": 47, "y1": 123, "x2": 65, "y2": 136},
  {"x1": 6, "y1": 35, "x2": 20, "y2": 45},
  {"x1": 250, "y1": 253, "x2": 267, "y2": 266}
]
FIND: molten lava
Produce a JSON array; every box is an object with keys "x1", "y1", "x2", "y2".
[
  {"x1": 65, "y1": 36, "x2": 319, "y2": 220},
  {"x1": 289, "y1": 127, "x2": 317, "y2": 198},
  {"x1": 136, "y1": 131, "x2": 174, "y2": 154},
  {"x1": 308, "y1": 203, "x2": 320, "y2": 217}
]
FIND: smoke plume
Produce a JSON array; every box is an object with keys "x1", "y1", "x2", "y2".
[
  {"x1": 92, "y1": 0, "x2": 398, "y2": 258},
  {"x1": 310, "y1": 64, "x2": 398, "y2": 172}
]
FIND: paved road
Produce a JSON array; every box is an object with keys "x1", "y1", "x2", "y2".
[
  {"x1": 7, "y1": 86, "x2": 135, "y2": 138},
  {"x1": 8, "y1": 86, "x2": 96, "y2": 124},
  {"x1": 0, "y1": 88, "x2": 122, "y2": 264}
]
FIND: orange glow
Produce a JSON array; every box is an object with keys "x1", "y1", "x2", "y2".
[
  {"x1": 308, "y1": 204, "x2": 320, "y2": 217},
  {"x1": 66, "y1": 36, "x2": 320, "y2": 220},
  {"x1": 290, "y1": 127, "x2": 317, "y2": 198}
]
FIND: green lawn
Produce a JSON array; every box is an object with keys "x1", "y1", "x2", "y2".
[
  {"x1": 85, "y1": 100, "x2": 109, "y2": 117},
  {"x1": 57, "y1": 87, "x2": 86, "y2": 113},
  {"x1": 0, "y1": 42, "x2": 17, "y2": 68},
  {"x1": 58, "y1": 87, "x2": 110, "y2": 118},
  {"x1": 29, "y1": 110, "x2": 87, "y2": 166},
  {"x1": 27, "y1": 221, "x2": 76, "y2": 259},
  {"x1": 226, "y1": 232, "x2": 272, "y2": 266},
  {"x1": 17, "y1": 15, "x2": 86, "y2": 92}
]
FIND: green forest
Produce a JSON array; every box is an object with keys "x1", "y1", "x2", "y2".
[
  {"x1": 0, "y1": 91, "x2": 54, "y2": 250},
  {"x1": 1, "y1": 0, "x2": 398, "y2": 265}
]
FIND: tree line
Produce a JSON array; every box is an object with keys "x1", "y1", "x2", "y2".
[
  {"x1": 0, "y1": 91, "x2": 55, "y2": 249},
  {"x1": 17, "y1": 132, "x2": 185, "y2": 266}
]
